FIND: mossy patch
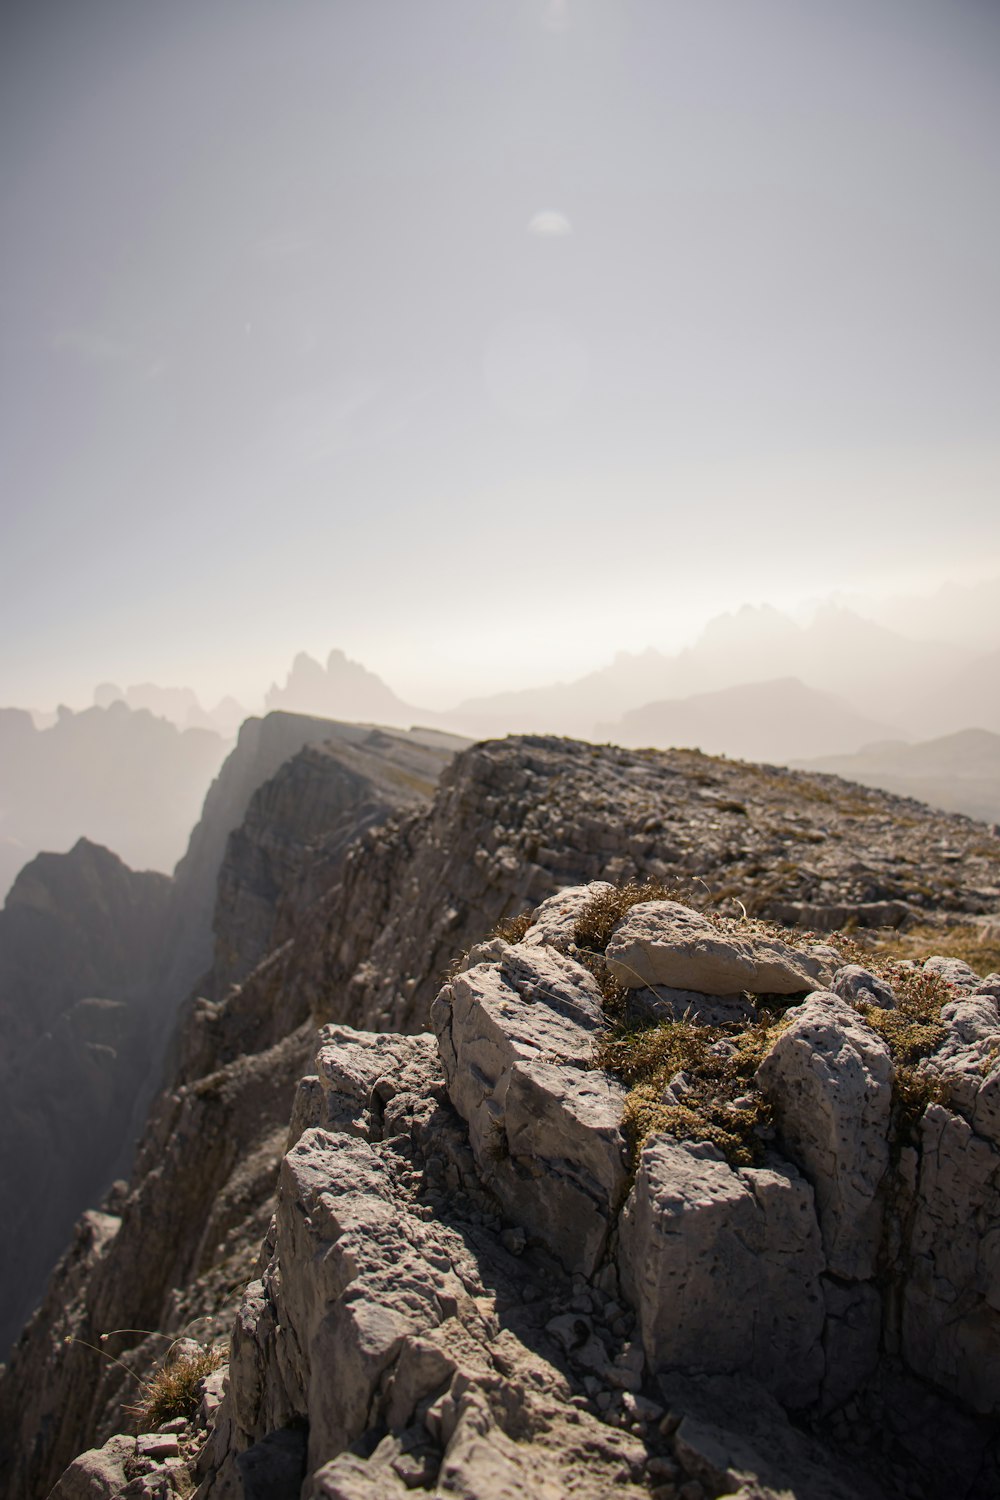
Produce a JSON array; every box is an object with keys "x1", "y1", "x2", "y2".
[
  {"x1": 852, "y1": 962, "x2": 953, "y2": 1146},
  {"x1": 595, "y1": 1014, "x2": 789, "y2": 1168},
  {"x1": 859, "y1": 963, "x2": 951, "y2": 1055}
]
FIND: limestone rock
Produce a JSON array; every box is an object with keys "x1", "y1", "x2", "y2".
[
  {"x1": 903, "y1": 1102, "x2": 1000, "y2": 1413},
  {"x1": 618, "y1": 1137, "x2": 825, "y2": 1406},
  {"x1": 311, "y1": 1024, "x2": 443, "y2": 1138},
  {"x1": 200, "y1": 1055, "x2": 650, "y2": 1500},
  {"x1": 659, "y1": 1373, "x2": 879, "y2": 1500},
  {"x1": 605, "y1": 901, "x2": 831, "y2": 996},
  {"x1": 627, "y1": 985, "x2": 756, "y2": 1027},
  {"x1": 8, "y1": 734, "x2": 1000, "y2": 1500},
  {"x1": 756, "y1": 992, "x2": 893, "y2": 1280},
  {"x1": 49, "y1": 1434, "x2": 136, "y2": 1499},
  {"x1": 832, "y1": 963, "x2": 896, "y2": 1010},
  {"x1": 432, "y1": 944, "x2": 627, "y2": 1274},
  {"x1": 924, "y1": 991, "x2": 1000, "y2": 1145},
  {"x1": 819, "y1": 1278, "x2": 881, "y2": 1412},
  {"x1": 520, "y1": 880, "x2": 614, "y2": 952}
]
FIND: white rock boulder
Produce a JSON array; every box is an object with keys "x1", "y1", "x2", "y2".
[{"x1": 606, "y1": 901, "x2": 831, "y2": 996}]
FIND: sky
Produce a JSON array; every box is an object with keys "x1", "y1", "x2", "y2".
[{"x1": 2, "y1": 0, "x2": 999, "y2": 712}]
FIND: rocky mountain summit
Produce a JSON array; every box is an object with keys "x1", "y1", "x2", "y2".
[{"x1": 3, "y1": 735, "x2": 1000, "y2": 1500}]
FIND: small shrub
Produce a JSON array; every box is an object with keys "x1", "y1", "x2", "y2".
[{"x1": 891, "y1": 1065, "x2": 946, "y2": 1148}]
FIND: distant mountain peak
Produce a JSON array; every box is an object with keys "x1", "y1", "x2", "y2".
[{"x1": 265, "y1": 646, "x2": 422, "y2": 729}]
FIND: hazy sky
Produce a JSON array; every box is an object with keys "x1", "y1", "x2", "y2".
[{"x1": 3, "y1": 0, "x2": 999, "y2": 710}]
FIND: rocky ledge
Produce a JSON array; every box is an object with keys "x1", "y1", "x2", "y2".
[{"x1": 54, "y1": 883, "x2": 1000, "y2": 1500}]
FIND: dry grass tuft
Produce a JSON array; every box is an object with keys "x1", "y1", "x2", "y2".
[
  {"x1": 490, "y1": 910, "x2": 534, "y2": 944},
  {"x1": 573, "y1": 880, "x2": 678, "y2": 954},
  {"x1": 125, "y1": 1346, "x2": 226, "y2": 1432},
  {"x1": 876, "y1": 923, "x2": 1000, "y2": 978}
]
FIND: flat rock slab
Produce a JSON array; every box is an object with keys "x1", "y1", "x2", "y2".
[{"x1": 606, "y1": 901, "x2": 830, "y2": 996}]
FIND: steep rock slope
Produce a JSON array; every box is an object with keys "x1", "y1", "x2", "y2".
[
  {"x1": 206, "y1": 727, "x2": 455, "y2": 1000},
  {"x1": 0, "y1": 841, "x2": 171, "y2": 1353},
  {"x1": 159, "y1": 711, "x2": 377, "y2": 998},
  {"x1": 0, "y1": 717, "x2": 457, "y2": 1372},
  {"x1": 3, "y1": 738, "x2": 1000, "y2": 1498}
]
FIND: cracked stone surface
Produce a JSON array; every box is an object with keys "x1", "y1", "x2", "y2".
[
  {"x1": 432, "y1": 943, "x2": 628, "y2": 1275},
  {"x1": 756, "y1": 991, "x2": 894, "y2": 1280},
  {"x1": 605, "y1": 899, "x2": 835, "y2": 995},
  {"x1": 618, "y1": 1137, "x2": 826, "y2": 1407}
]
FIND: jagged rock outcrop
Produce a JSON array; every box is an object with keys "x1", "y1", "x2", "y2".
[
  {"x1": 163, "y1": 712, "x2": 447, "y2": 997},
  {"x1": 619, "y1": 1139, "x2": 826, "y2": 1408},
  {"x1": 432, "y1": 935, "x2": 628, "y2": 1276},
  {"x1": 51, "y1": 882, "x2": 992, "y2": 1499},
  {"x1": 189, "y1": 890, "x2": 997, "y2": 1498},
  {"x1": 7, "y1": 737, "x2": 1000, "y2": 1500}
]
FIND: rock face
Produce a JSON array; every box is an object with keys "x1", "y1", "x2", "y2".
[
  {"x1": 0, "y1": 841, "x2": 171, "y2": 1353},
  {"x1": 64, "y1": 886, "x2": 996, "y2": 1499},
  {"x1": 432, "y1": 942, "x2": 628, "y2": 1275},
  {"x1": 205, "y1": 727, "x2": 456, "y2": 999},
  {"x1": 756, "y1": 992, "x2": 894, "y2": 1280},
  {"x1": 619, "y1": 1138, "x2": 825, "y2": 1407},
  {"x1": 0, "y1": 716, "x2": 457, "y2": 1371},
  {"x1": 198, "y1": 1025, "x2": 650, "y2": 1500},
  {"x1": 163, "y1": 712, "x2": 458, "y2": 999},
  {"x1": 5, "y1": 738, "x2": 1000, "y2": 1500}
]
